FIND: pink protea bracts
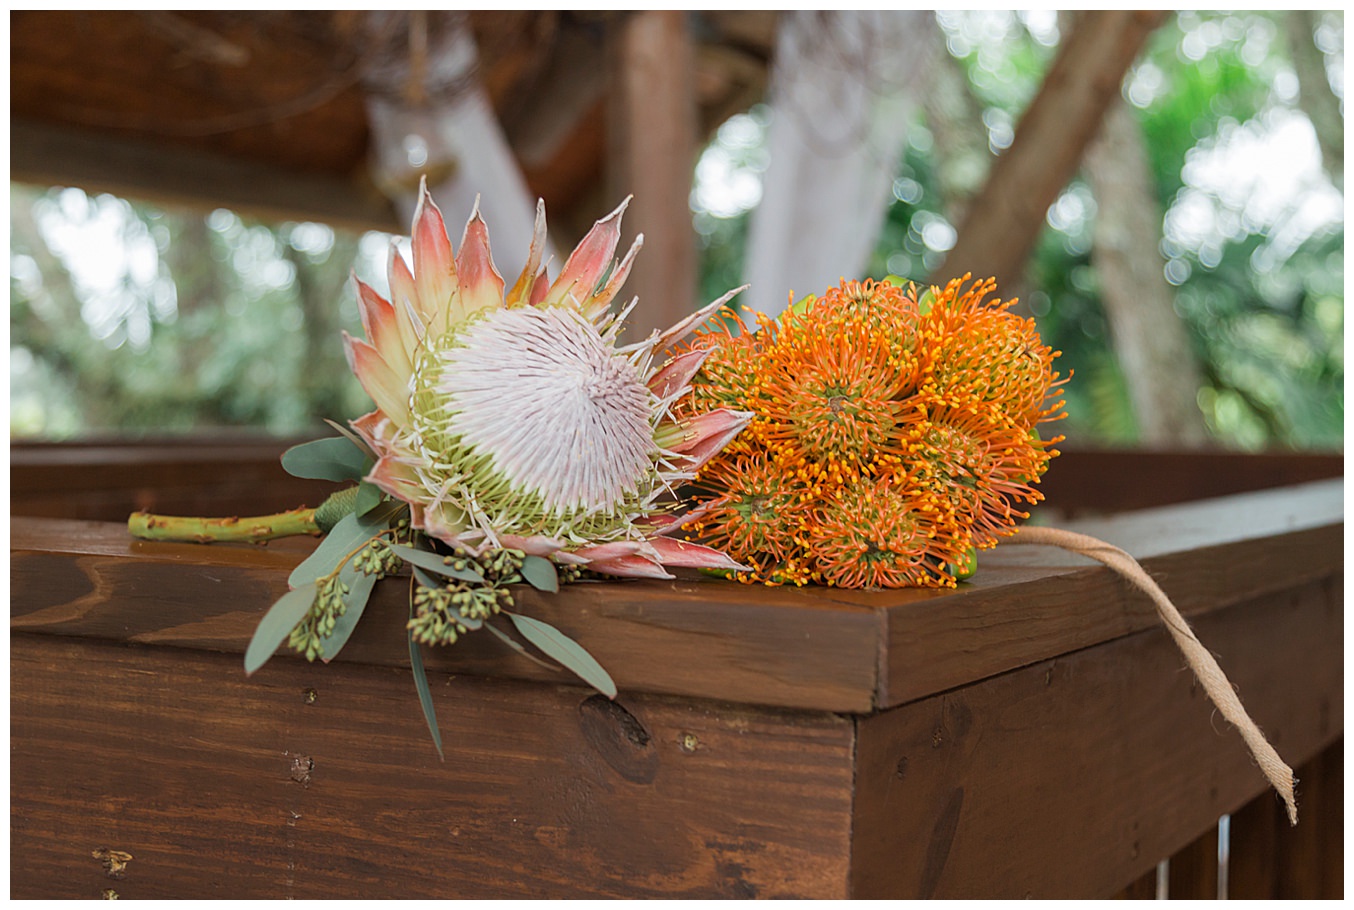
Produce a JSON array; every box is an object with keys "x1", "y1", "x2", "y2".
[{"x1": 344, "y1": 182, "x2": 754, "y2": 579}]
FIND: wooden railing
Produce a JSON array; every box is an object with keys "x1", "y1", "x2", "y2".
[{"x1": 9, "y1": 446, "x2": 1343, "y2": 898}]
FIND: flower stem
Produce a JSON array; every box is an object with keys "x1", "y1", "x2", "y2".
[{"x1": 128, "y1": 506, "x2": 320, "y2": 543}]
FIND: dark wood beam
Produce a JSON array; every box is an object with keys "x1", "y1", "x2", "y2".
[{"x1": 11, "y1": 118, "x2": 400, "y2": 233}]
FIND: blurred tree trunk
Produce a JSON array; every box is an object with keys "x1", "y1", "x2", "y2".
[
  {"x1": 919, "y1": 22, "x2": 1043, "y2": 312},
  {"x1": 1286, "y1": 10, "x2": 1343, "y2": 189},
  {"x1": 1083, "y1": 98, "x2": 1210, "y2": 448},
  {"x1": 162, "y1": 212, "x2": 221, "y2": 418},
  {"x1": 934, "y1": 11, "x2": 1165, "y2": 293}
]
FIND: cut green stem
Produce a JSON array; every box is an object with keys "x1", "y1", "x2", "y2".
[{"x1": 128, "y1": 506, "x2": 320, "y2": 543}]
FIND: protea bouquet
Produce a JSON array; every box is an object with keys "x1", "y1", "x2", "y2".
[
  {"x1": 125, "y1": 197, "x2": 1297, "y2": 822},
  {"x1": 130, "y1": 184, "x2": 753, "y2": 749}
]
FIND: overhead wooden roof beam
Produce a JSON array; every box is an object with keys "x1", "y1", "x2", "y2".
[{"x1": 12, "y1": 118, "x2": 400, "y2": 232}]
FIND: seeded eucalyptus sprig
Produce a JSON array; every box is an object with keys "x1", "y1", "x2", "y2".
[
  {"x1": 286, "y1": 534, "x2": 407, "y2": 661},
  {"x1": 406, "y1": 545, "x2": 522, "y2": 647}
]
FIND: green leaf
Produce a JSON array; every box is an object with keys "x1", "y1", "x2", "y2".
[
  {"x1": 917, "y1": 286, "x2": 937, "y2": 315},
  {"x1": 281, "y1": 436, "x2": 370, "y2": 483},
  {"x1": 408, "y1": 629, "x2": 444, "y2": 759},
  {"x1": 411, "y1": 565, "x2": 441, "y2": 589},
  {"x1": 948, "y1": 547, "x2": 979, "y2": 582},
  {"x1": 387, "y1": 542, "x2": 485, "y2": 584},
  {"x1": 318, "y1": 563, "x2": 378, "y2": 663},
  {"x1": 245, "y1": 585, "x2": 317, "y2": 675},
  {"x1": 355, "y1": 480, "x2": 384, "y2": 516},
  {"x1": 289, "y1": 512, "x2": 366, "y2": 589},
  {"x1": 519, "y1": 555, "x2": 559, "y2": 593},
  {"x1": 788, "y1": 292, "x2": 818, "y2": 316},
  {"x1": 506, "y1": 612, "x2": 617, "y2": 698},
  {"x1": 483, "y1": 621, "x2": 555, "y2": 669},
  {"x1": 324, "y1": 417, "x2": 376, "y2": 460}
]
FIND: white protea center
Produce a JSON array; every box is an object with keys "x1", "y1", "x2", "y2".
[{"x1": 409, "y1": 306, "x2": 660, "y2": 539}]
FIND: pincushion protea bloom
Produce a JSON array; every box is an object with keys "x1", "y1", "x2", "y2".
[
  {"x1": 680, "y1": 276, "x2": 1067, "y2": 588},
  {"x1": 345, "y1": 183, "x2": 753, "y2": 579}
]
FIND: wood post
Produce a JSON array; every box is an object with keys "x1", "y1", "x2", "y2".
[
  {"x1": 1167, "y1": 824, "x2": 1220, "y2": 899},
  {"x1": 607, "y1": 11, "x2": 700, "y2": 342}
]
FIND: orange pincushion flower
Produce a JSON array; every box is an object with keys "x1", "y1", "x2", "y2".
[
  {"x1": 756, "y1": 297, "x2": 918, "y2": 468},
  {"x1": 688, "y1": 449, "x2": 814, "y2": 579},
  {"x1": 902, "y1": 397, "x2": 1058, "y2": 549},
  {"x1": 915, "y1": 275, "x2": 1068, "y2": 426},
  {"x1": 807, "y1": 475, "x2": 970, "y2": 589},
  {"x1": 683, "y1": 274, "x2": 1066, "y2": 588},
  {"x1": 686, "y1": 308, "x2": 767, "y2": 413}
]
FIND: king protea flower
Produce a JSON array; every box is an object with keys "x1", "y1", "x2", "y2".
[{"x1": 344, "y1": 183, "x2": 754, "y2": 579}]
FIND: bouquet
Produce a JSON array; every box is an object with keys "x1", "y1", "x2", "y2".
[{"x1": 129, "y1": 187, "x2": 1296, "y2": 824}]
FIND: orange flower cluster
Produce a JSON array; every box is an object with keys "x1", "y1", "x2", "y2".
[{"x1": 678, "y1": 275, "x2": 1067, "y2": 588}]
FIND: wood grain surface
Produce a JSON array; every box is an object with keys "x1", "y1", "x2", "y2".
[
  {"x1": 11, "y1": 634, "x2": 856, "y2": 899},
  {"x1": 848, "y1": 575, "x2": 1343, "y2": 898},
  {"x1": 10, "y1": 477, "x2": 1343, "y2": 898}
]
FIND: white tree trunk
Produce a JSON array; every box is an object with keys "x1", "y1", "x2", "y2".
[{"x1": 741, "y1": 11, "x2": 932, "y2": 317}]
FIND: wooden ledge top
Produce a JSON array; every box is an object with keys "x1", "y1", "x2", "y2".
[{"x1": 11, "y1": 478, "x2": 1343, "y2": 714}]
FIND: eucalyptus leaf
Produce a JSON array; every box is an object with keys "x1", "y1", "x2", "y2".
[
  {"x1": 324, "y1": 417, "x2": 376, "y2": 460},
  {"x1": 519, "y1": 555, "x2": 559, "y2": 593},
  {"x1": 387, "y1": 542, "x2": 486, "y2": 584},
  {"x1": 355, "y1": 480, "x2": 384, "y2": 517},
  {"x1": 318, "y1": 563, "x2": 378, "y2": 663},
  {"x1": 288, "y1": 512, "x2": 367, "y2": 589},
  {"x1": 483, "y1": 621, "x2": 556, "y2": 670},
  {"x1": 408, "y1": 629, "x2": 445, "y2": 760},
  {"x1": 244, "y1": 585, "x2": 317, "y2": 675},
  {"x1": 506, "y1": 612, "x2": 617, "y2": 698},
  {"x1": 282, "y1": 436, "x2": 371, "y2": 483}
]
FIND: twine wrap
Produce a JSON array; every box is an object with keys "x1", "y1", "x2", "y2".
[{"x1": 1006, "y1": 524, "x2": 1297, "y2": 826}]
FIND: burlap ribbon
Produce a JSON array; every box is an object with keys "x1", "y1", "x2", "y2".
[{"x1": 1006, "y1": 524, "x2": 1298, "y2": 826}]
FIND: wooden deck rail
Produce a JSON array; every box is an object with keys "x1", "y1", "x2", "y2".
[{"x1": 10, "y1": 470, "x2": 1343, "y2": 897}]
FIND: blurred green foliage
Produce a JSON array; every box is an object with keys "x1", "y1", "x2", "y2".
[{"x1": 10, "y1": 186, "x2": 380, "y2": 437}]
